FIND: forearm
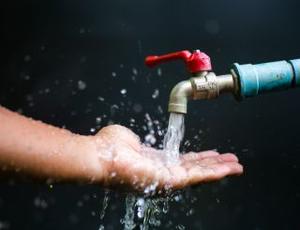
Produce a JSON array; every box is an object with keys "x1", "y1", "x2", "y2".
[{"x1": 0, "y1": 106, "x2": 105, "y2": 183}]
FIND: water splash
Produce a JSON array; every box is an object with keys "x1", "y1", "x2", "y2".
[
  {"x1": 120, "y1": 89, "x2": 127, "y2": 95},
  {"x1": 100, "y1": 190, "x2": 110, "y2": 220},
  {"x1": 98, "y1": 190, "x2": 110, "y2": 230},
  {"x1": 93, "y1": 67, "x2": 187, "y2": 229},
  {"x1": 120, "y1": 112, "x2": 185, "y2": 230},
  {"x1": 78, "y1": 80, "x2": 87, "y2": 90},
  {"x1": 152, "y1": 89, "x2": 159, "y2": 99},
  {"x1": 121, "y1": 194, "x2": 137, "y2": 230}
]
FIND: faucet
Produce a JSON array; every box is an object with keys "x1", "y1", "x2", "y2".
[{"x1": 145, "y1": 50, "x2": 300, "y2": 114}]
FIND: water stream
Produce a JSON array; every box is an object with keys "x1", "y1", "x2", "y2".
[
  {"x1": 163, "y1": 113, "x2": 185, "y2": 164},
  {"x1": 120, "y1": 112, "x2": 185, "y2": 230}
]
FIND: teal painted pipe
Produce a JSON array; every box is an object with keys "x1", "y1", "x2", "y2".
[{"x1": 233, "y1": 59, "x2": 300, "y2": 99}]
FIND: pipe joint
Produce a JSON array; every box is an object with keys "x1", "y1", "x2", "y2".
[
  {"x1": 168, "y1": 72, "x2": 235, "y2": 114},
  {"x1": 191, "y1": 72, "x2": 219, "y2": 100}
]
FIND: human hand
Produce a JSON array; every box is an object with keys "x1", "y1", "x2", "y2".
[
  {"x1": 0, "y1": 107, "x2": 242, "y2": 189},
  {"x1": 93, "y1": 125, "x2": 243, "y2": 194}
]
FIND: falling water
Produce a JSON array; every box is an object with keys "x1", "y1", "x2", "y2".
[
  {"x1": 93, "y1": 67, "x2": 187, "y2": 229},
  {"x1": 100, "y1": 190, "x2": 110, "y2": 219},
  {"x1": 120, "y1": 194, "x2": 137, "y2": 229},
  {"x1": 98, "y1": 190, "x2": 110, "y2": 230},
  {"x1": 121, "y1": 112, "x2": 186, "y2": 230},
  {"x1": 163, "y1": 112, "x2": 185, "y2": 163}
]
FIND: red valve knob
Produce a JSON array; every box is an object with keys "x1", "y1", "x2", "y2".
[{"x1": 145, "y1": 50, "x2": 212, "y2": 73}]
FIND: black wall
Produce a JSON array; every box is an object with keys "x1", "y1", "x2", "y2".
[{"x1": 1, "y1": 0, "x2": 300, "y2": 229}]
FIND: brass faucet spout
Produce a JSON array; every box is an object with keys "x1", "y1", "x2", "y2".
[{"x1": 168, "y1": 80, "x2": 193, "y2": 114}]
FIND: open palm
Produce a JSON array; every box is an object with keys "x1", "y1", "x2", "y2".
[{"x1": 96, "y1": 125, "x2": 243, "y2": 193}]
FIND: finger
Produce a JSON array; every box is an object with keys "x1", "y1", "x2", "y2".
[
  {"x1": 211, "y1": 162, "x2": 244, "y2": 176},
  {"x1": 182, "y1": 153, "x2": 239, "y2": 169},
  {"x1": 181, "y1": 150, "x2": 220, "y2": 161},
  {"x1": 187, "y1": 162, "x2": 243, "y2": 185},
  {"x1": 169, "y1": 161, "x2": 243, "y2": 190},
  {"x1": 217, "y1": 153, "x2": 239, "y2": 162}
]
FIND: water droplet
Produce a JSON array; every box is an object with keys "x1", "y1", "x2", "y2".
[
  {"x1": 157, "y1": 105, "x2": 163, "y2": 114},
  {"x1": 174, "y1": 194, "x2": 182, "y2": 202},
  {"x1": 184, "y1": 140, "x2": 191, "y2": 147},
  {"x1": 120, "y1": 89, "x2": 127, "y2": 95},
  {"x1": 242, "y1": 148, "x2": 249, "y2": 153},
  {"x1": 100, "y1": 191, "x2": 110, "y2": 220},
  {"x1": 160, "y1": 200, "x2": 168, "y2": 214},
  {"x1": 78, "y1": 80, "x2": 87, "y2": 90},
  {"x1": 112, "y1": 72, "x2": 117, "y2": 77},
  {"x1": 0, "y1": 221, "x2": 10, "y2": 229},
  {"x1": 186, "y1": 208, "x2": 194, "y2": 216},
  {"x1": 110, "y1": 104, "x2": 119, "y2": 116},
  {"x1": 145, "y1": 134, "x2": 156, "y2": 146},
  {"x1": 136, "y1": 198, "x2": 145, "y2": 218},
  {"x1": 132, "y1": 68, "x2": 138, "y2": 75},
  {"x1": 79, "y1": 27, "x2": 85, "y2": 34},
  {"x1": 133, "y1": 103, "x2": 142, "y2": 113},
  {"x1": 34, "y1": 197, "x2": 48, "y2": 209},
  {"x1": 152, "y1": 89, "x2": 159, "y2": 99},
  {"x1": 98, "y1": 96, "x2": 105, "y2": 101},
  {"x1": 144, "y1": 182, "x2": 159, "y2": 194},
  {"x1": 157, "y1": 68, "x2": 162, "y2": 76},
  {"x1": 26, "y1": 94, "x2": 33, "y2": 101},
  {"x1": 24, "y1": 55, "x2": 31, "y2": 62},
  {"x1": 176, "y1": 224, "x2": 186, "y2": 230},
  {"x1": 96, "y1": 117, "x2": 102, "y2": 124},
  {"x1": 77, "y1": 201, "x2": 83, "y2": 207}
]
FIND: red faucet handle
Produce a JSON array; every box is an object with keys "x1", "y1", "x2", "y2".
[{"x1": 145, "y1": 50, "x2": 212, "y2": 73}]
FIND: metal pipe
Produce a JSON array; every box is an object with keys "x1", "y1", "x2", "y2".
[
  {"x1": 168, "y1": 73, "x2": 235, "y2": 114},
  {"x1": 217, "y1": 74, "x2": 236, "y2": 93},
  {"x1": 167, "y1": 58, "x2": 300, "y2": 114},
  {"x1": 168, "y1": 80, "x2": 193, "y2": 114}
]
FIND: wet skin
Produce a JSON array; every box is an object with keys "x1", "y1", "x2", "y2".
[
  {"x1": 96, "y1": 125, "x2": 243, "y2": 193},
  {"x1": 0, "y1": 107, "x2": 243, "y2": 193}
]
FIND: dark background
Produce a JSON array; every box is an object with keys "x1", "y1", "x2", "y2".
[{"x1": 1, "y1": 0, "x2": 300, "y2": 229}]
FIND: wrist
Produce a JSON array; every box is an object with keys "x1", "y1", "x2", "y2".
[{"x1": 68, "y1": 134, "x2": 109, "y2": 184}]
